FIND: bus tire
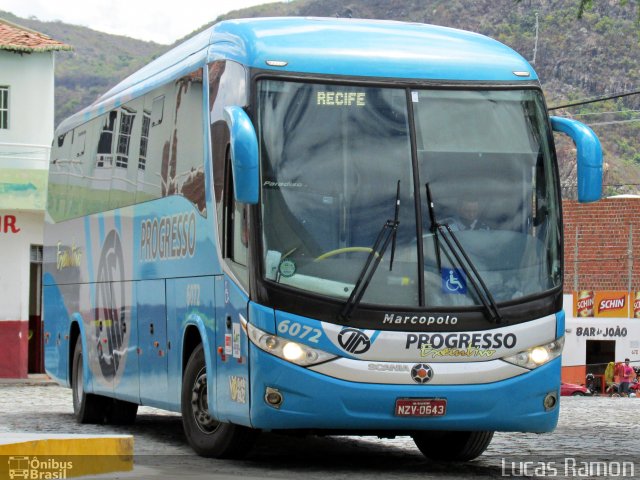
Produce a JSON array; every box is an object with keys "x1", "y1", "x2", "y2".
[
  {"x1": 412, "y1": 431, "x2": 494, "y2": 461},
  {"x1": 181, "y1": 344, "x2": 256, "y2": 458},
  {"x1": 107, "y1": 399, "x2": 138, "y2": 425},
  {"x1": 71, "y1": 336, "x2": 109, "y2": 424}
]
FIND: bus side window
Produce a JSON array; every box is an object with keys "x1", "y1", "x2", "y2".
[
  {"x1": 224, "y1": 147, "x2": 249, "y2": 267},
  {"x1": 208, "y1": 59, "x2": 249, "y2": 278}
]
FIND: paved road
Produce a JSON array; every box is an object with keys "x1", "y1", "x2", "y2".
[{"x1": 0, "y1": 383, "x2": 638, "y2": 479}]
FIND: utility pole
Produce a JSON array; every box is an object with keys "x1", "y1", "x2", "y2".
[{"x1": 531, "y1": 12, "x2": 539, "y2": 65}]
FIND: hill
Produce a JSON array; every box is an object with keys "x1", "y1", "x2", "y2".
[{"x1": 1, "y1": 0, "x2": 639, "y2": 197}]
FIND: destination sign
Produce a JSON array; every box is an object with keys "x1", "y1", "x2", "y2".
[{"x1": 317, "y1": 91, "x2": 366, "y2": 106}]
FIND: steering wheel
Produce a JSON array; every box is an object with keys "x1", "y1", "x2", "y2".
[{"x1": 314, "y1": 247, "x2": 375, "y2": 261}]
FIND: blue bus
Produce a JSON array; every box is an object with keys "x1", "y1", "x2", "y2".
[{"x1": 44, "y1": 17, "x2": 602, "y2": 461}]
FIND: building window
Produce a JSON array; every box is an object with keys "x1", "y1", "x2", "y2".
[
  {"x1": 151, "y1": 96, "x2": 164, "y2": 127},
  {"x1": 115, "y1": 109, "x2": 135, "y2": 168},
  {"x1": 138, "y1": 113, "x2": 150, "y2": 170},
  {"x1": 97, "y1": 111, "x2": 117, "y2": 167},
  {"x1": 0, "y1": 86, "x2": 8, "y2": 129},
  {"x1": 30, "y1": 245, "x2": 43, "y2": 264}
]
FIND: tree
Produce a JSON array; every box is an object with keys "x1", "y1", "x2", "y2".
[
  {"x1": 578, "y1": 0, "x2": 639, "y2": 23},
  {"x1": 516, "y1": 0, "x2": 640, "y2": 23}
]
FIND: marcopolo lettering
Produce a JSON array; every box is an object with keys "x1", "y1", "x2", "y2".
[
  {"x1": 405, "y1": 332, "x2": 517, "y2": 350},
  {"x1": 140, "y1": 212, "x2": 197, "y2": 262},
  {"x1": 383, "y1": 313, "x2": 458, "y2": 326}
]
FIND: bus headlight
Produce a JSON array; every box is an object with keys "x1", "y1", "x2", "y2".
[
  {"x1": 503, "y1": 337, "x2": 564, "y2": 370},
  {"x1": 246, "y1": 322, "x2": 336, "y2": 367}
]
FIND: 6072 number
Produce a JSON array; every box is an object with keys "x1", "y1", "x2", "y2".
[{"x1": 277, "y1": 320, "x2": 322, "y2": 344}]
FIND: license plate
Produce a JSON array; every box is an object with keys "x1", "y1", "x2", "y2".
[{"x1": 395, "y1": 398, "x2": 447, "y2": 417}]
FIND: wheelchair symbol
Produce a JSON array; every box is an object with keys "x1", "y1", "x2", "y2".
[{"x1": 442, "y1": 269, "x2": 467, "y2": 294}]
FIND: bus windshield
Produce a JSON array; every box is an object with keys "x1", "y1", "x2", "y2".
[{"x1": 257, "y1": 80, "x2": 561, "y2": 310}]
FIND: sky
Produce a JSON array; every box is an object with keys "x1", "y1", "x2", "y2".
[{"x1": 1, "y1": 0, "x2": 280, "y2": 44}]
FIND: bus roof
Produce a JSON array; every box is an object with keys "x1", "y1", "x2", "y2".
[{"x1": 57, "y1": 17, "x2": 538, "y2": 135}]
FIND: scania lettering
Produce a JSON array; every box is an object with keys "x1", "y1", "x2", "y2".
[
  {"x1": 368, "y1": 363, "x2": 411, "y2": 372},
  {"x1": 43, "y1": 17, "x2": 603, "y2": 462}
]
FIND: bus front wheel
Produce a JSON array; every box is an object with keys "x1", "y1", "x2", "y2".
[
  {"x1": 412, "y1": 431, "x2": 494, "y2": 461},
  {"x1": 181, "y1": 344, "x2": 256, "y2": 458},
  {"x1": 71, "y1": 337, "x2": 110, "y2": 423}
]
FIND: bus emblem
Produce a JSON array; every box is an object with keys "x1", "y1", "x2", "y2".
[
  {"x1": 338, "y1": 328, "x2": 371, "y2": 354},
  {"x1": 411, "y1": 364, "x2": 434, "y2": 384}
]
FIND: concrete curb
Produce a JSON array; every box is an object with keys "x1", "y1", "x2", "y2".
[
  {"x1": 0, "y1": 434, "x2": 134, "y2": 478},
  {"x1": 0, "y1": 374, "x2": 57, "y2": 386}
]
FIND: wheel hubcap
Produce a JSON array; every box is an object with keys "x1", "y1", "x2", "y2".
[{"x1": 191, "y1": 367, "x2": 219, "y2": 434}]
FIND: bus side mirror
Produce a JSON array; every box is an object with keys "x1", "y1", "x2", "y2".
[
  {"x1": 550, "y1": 116, "x2": 602, "y2": 203},
  {"x1": 224, "y1": 106, "x2": 259, "y2": 204}
]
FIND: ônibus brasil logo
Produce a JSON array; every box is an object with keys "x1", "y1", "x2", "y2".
[{"x1": 337, "y1": 328, "x2": 371, "y2": 354}]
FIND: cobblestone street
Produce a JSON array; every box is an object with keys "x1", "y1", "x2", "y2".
[{"x1": 1, "y1": 382, "x2": 638, "y2": 479}]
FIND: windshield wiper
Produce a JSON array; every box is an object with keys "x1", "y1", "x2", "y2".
[
  {"x1": 425, "y1": 183, "x2": 442, "y2": 271},
  {"x1": 339, "y1": 181, "x2": 401, "y2": 322},
  {"x1": 425, "y1": 184, "x2": 502, "y2": 324},
  {"x1": 388, "y1": 180, "x2": 401, "y2": 271},
  {"x1": 437, "y1": 224, "x2": 503, "y2": 324}
]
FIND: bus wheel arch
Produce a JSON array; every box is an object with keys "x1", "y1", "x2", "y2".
[
  {"x1": 181, "y1": 343, "x2": 257, "y2": 458},
  {"x1": 182, "y1": 325, "x2": 203, "y2": 377}
]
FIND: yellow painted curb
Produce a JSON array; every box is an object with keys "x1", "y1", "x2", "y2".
[{"x1": 0, "y1": 435, "x2": 133, "y2": 478}]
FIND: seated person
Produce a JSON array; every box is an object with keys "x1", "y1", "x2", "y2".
[{"x1": 445, "y1": 199, "x2": 489, "y2": 231}]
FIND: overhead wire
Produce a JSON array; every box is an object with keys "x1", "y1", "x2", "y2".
[
  {"x1": 588, "y1": 118, "x2": 640, "y2": 126},
  {"x1": 571, "y1": 109, "x2": 640, "y2": 117},
  {"x1": 548, "y1": 89, "x2": 640, "y2": 110}
]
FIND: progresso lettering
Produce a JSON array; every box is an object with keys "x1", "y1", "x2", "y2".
[
  {"x1": 405, "y1": 332, "x2": 517, "y2": 350},
  {"x1": 140, "y1": 212, "x2": 196, "y2": 262}
]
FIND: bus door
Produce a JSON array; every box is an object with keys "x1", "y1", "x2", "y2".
[
  {"x1": 215, "y1": 275, "x2": 251, "y2": 424},
  {"x1": 137, "y1": 279, "x2": 169, "y2": 406}
]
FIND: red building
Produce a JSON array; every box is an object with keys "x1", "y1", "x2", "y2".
[{"x1": 562, "y1": 197, "x2": 640, "y2": 387}]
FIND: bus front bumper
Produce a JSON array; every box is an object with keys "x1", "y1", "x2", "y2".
[{"x1": 248, "y1": 345, "x2": 560, "y2": 433}]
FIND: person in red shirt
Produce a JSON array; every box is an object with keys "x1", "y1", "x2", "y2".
[{"x1": 619, "y1": 358, "x2": 634, "y2": 395}]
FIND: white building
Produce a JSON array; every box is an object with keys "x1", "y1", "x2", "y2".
[{"x1": 0, "y1": 18, "x2": 70, "y2": 378}]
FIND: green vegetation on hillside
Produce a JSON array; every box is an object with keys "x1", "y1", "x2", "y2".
[{"x1": 2, "y1": 0, "x2": 639, "y2": 197}]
